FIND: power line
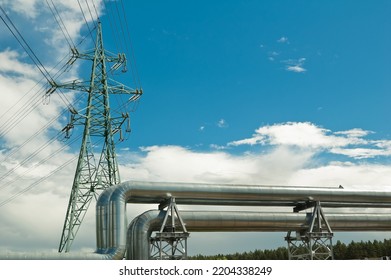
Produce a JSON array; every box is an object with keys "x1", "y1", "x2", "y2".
[
  {"x1": 0, "y1": 89, "x2": 44, "y2": 138},
  {"x1": 46, "y1": 0, "x2": 76, "y2": 49},
  {"x1": 1, "y1": 93, "x2": 85, "y2": 164},
  {"x1": 119, "y1": 0, "x2": 142, "y2": 89},
  {"x1": 0, "y1": 5, "x2": 82, "y2": 208},
  {"x1": 0, "y1": 130, "x2": 71, "y2": 188},
  {"x1": 0, "y1": 5, "x2": 77, "y2": 112},
  {"x1": 0, "y1": 6, "x2": 53, "y2": 84},
  {"x1": 0, "y1": 55, "x2": 71, "y2": 138},
  {"x1": 102, "y1": 0, "x2": 122, "y2": 53},
  {"x1": 105, "y1": 0, "x2": 142, "y2": 88},
  {"x1": 0, "y1": 131, "x2": 83, "y2": 193},
  {"x1": 100, "y1": 0, "x2": 142, "y2": 115},
  {"x1": 0, "y1": 3, "x2": 101, "y2": 170},
  {"x1": 90, "y1": 0, "x2": 101, "y2": 22},
  {"x1": 0, "y1": 1, "x2": 142, "y2": 214},
  {"x1": 84, "y1": 0, "x2": 98, "y2": 27},
  {"x1": 0, "y1": 155, "x2": 78, "y2": 208},
  {"x1": 0, "y1": 76, "x2": 43, "y2": 125},
  {"x1": 77, "y1": 0, "x2": 96, "y2": 44}
]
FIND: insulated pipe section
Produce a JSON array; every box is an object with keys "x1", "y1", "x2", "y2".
[
  {"x1": 96, "y1": 188, "x2": 116, "y2": 254},
  {"x1": 127, "y1": 210, "x2": 391, "y2": 260},
  {"x1": 97, "y1": 181, "x2": 391, "y2": 259},
  {"x1": 106, "y1": 181, "x2": 391, "y2": 205}
]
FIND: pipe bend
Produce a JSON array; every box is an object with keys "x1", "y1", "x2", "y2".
[{"x1": 96, "y1": 180, "x2": 391, "y2": 259}]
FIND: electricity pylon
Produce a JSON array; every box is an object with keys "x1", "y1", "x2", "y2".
[{"x1": 52, "y1": 22, "x2": 142, "y2": 252}]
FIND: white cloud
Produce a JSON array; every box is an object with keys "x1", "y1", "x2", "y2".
[
  {"x1": 217, "y1": 118, "x2": 228, "y2": 128},
  {"x1": 286, "y1": 65, "x2": 306, "y2": 73},
  {"x1": 229, "y1": 122, "x2": 390, "y2": 159},
  {"x1": 1, "y1": 3, "x2": 391, "y2": 257},
  {"x1": 209, "y1": 144, "x2": 226, "y2": 150},
  {"x1": 374, "y1": 140, "x2": 391, "y2": 149},
  {"x1": 0, "y1": 49, "x2": 40, "y2": 79},
  {"x1": 121, "y1": 145, "x2": 313, "y2": 185},
  {"x1": 3, "y1": 120, "x2": 391, "y2": 254},
  {"x1": 0, "y1": 0, "x2": 105, "y2": 254},
  {"x1": 268, "y1": 51, "x2": 279, "y2": 61},
  {"x1": 289, "y1": 162, "x2": 391, "y2": 188},
  {"x1": 230, "y1": 122, "x2": 335, "y2": 148},
  {"x1": 0, "y1": 0, "x2": 39, "y2": 19},
  {"x1": 119, "y1": 141, "x2": 391, "y2": 190},
  {"x1": 330, "y1": 147, "x2": 391, "y2": 159},
  {"x1": 335, "y1": 128, "x2": 373, "y2": 138},
  {"x1": 284, "y1": 57, "x2": 307, "y2": 73},
  {"x1": 0, "y1": 0, "x2": 104, "y2": 146},
  {"x1": 116, "y1": 133, "x2": 391, "y2": 256},
  {"x1": 277, "y1": 36, "x2": 289, "y2": 43}
]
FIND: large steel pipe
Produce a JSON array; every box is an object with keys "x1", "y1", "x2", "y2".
[
  {"x1": 3, "y1": 179, "x2": 391, "y2": 260},
  {"x1": 97, "y1": 181, "x2": 391, "y2": 259},
  {"x1": 101, "y1": 181, "x2": 391, "y2": 205},
  {"x1": 127, "y1": 210, "x2": 391, "y2": 259}
]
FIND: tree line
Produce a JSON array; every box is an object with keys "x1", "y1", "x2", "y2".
[{"x1": 190, "y1": 239, "x2": 391, "y2": 260}]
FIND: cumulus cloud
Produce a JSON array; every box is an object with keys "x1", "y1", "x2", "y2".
[
  {"x1": 117, "y1": 122, "x2": 391, "y2": 190},
  {"x1": 0, "y1": 0, "x2": 40, "y2": 19},
  {"x1": 120, "y1": 145, "x2": 313, "y2": 185},
  {"x1": 0, "y1": 49, "x2": 40, "y2": 79},
  {"x1": 1, "y1": 3, "x2": 391, "y2": 256},
  {"x1": 116, "y1": 128, "x2": 391, "y2": 254},
  {"x1": 0, "y1": 0, "x2": 104, "y2": 253},
  {"x1": 119, "y1": 133, "x2": 391, "y2": 189},
  {"x1": 3, "y1": 119, "x2": 391, "y2": 253},
  {"x1": 289, "y1": 162, "x2": 391, "y2": 189},
  {"x1": 228, "y1": 122, "x2": 386, "y2": 159}
]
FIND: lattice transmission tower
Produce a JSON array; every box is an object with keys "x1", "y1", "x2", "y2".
[{"x1": 51, "y1": 22, "x2": 142, "y2": 253}]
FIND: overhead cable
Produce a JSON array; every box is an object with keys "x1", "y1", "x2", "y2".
[{"x1": 46, "y1": 0, "x2": 76, "y2": 49}]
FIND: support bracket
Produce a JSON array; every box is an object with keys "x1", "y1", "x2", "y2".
[
  {"x1": 286, "y1": 201, "x2": 334, "y2": 260},
  {"x1": 150, "y1": 197, "x2": 190, "y2": 260}
]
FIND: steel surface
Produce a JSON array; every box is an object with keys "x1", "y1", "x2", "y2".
[
  {"x1": 3, "y1": 180, "x2": 391, "y2": 259},
  {"x1": 126, "y1": 210, "x2": 391, "y2": 259},
  {"x1": 96, "y1": 180, "x2": 391, "y2": 258}
]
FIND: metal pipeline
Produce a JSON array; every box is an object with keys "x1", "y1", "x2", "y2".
[
  {"x1": 0, "y1": 251, "x2": 107, "y2": 260},
  {"x1": 127, "y1": 210, "x2": 391, "y2": 259},
  {"x1": 126, "y1": 210, "x2": 391, "y2": 260},
  {"x1": 2, "y1": 181, "x2": 391, "y2": 259},
  {"x1": 97, "y1": 181, "x2": 391, "y2": 259}
]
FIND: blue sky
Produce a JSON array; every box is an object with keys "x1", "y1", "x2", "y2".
[
  {"x1": 1, "y1": 0, "x2": 391, "y2": 256},
  {"x1": 122, "y1": 0, "x2": 391, "y2": 150}
]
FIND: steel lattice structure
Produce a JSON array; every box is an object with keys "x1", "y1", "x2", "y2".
[
  {"x1": 286, "y1": 201, "x2": 334, "y2": 260},
  {"x1": 55, "y1": 22, "x2": 142, "y2": 252},
  {"x1": 150, "y1": 198, "x2": 189, "y2": 259}
]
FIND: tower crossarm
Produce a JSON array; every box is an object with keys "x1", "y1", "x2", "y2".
[
  {"x1": 107, "y1": 79, "x2": 143, "y2": 97},
  {"x1": 68, "y1": 47, "x2": 126, "y2": 63},
  {"x1": 46, "y1": 79, "x2": 142, "y2": 99}
]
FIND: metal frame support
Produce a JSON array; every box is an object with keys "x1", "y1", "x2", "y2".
[
  {"x1": 150, "y1": 197, "x2": 190, "y2": 260},
  {"x1": 286, "y1": 201, "x2": 334, "y2": 260},
  {"x1": 58, "y1": 22, "x2": 142, "y2": 253}
]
